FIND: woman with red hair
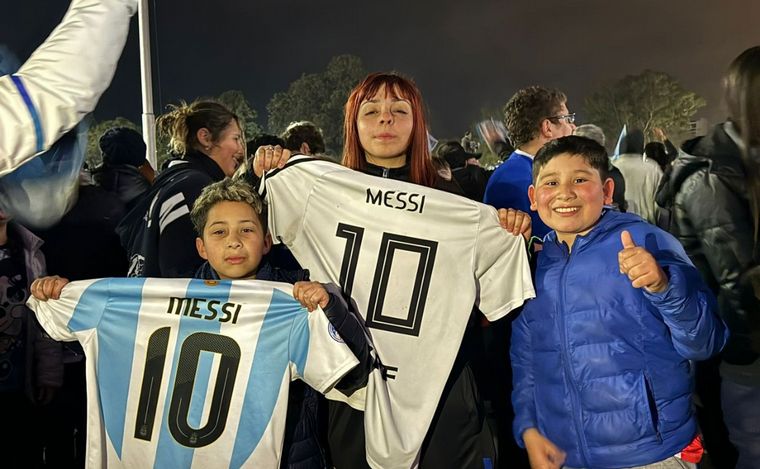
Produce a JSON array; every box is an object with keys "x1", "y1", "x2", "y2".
[
  {"x1": 329, "y1": 72, "x2": 495, "y2": 469},
  {"x1": 340, "y1": 72, "x2": 456, "y2": 191}
]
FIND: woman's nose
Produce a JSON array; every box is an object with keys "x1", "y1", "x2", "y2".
[{"x1": 379, "y1": 109, "x2": 393, "y2": 124}]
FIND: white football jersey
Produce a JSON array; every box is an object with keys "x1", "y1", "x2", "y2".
[
  {"x1": 261, "y1": 157, "x2": 535, "y2": 469},
  {"x1": 27, "y1": 277, "x2": 358, "y2": 469}
]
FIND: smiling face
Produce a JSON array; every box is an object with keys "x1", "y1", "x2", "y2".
[
  {"x1": 356, "y1": 84, "x2": 414, "y2": 168},
  {"x1": 528, "y1": 153, "x2": 614, "y2": 249},
  {"x1": 206, "y1": 120, "x2": 245, "y2": 177},
  {"x1": 195, "y1": 201, "x2": 271, "y2": 279}
]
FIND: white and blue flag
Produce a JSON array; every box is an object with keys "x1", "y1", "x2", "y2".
[{"x1": 611, "y1": 124, "x2": 627, "y2": 161}]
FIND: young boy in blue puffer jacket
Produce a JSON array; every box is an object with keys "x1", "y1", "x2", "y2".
[{"x1": 511, "y1": 135, "x2": 728, "y2": 469}]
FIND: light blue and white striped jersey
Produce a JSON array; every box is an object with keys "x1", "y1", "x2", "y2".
[
  {"x1": 27, "y1": 277, "x2": 358, "y2": 469},
  {"x1": 261, "y1": 156, "x2": 535, "y2": 469}
]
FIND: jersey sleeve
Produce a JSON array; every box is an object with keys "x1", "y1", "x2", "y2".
[
  {"x1": 288, "y1": 305, "x2": 359, "y2": 394},
  {"x1": 26, "y1": 278, "x2": 110, "y2": 342},
  {"x1": 259, "y1": 157, "x2": 317, "y2": 246},
  {"x1": 0, "y1": 0, "x2": 137, "y2": 176},
  {"x1": 474, "y1": 206, "x2": 536, "y2": 321}
]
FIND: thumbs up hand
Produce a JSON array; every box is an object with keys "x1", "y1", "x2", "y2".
[{"x1": 618, "y1": 230, "x2": 668, "y2": 293}]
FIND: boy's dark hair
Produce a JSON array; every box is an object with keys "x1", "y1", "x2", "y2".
[
  {"x1": 504, "y1": 86, "x2": 567, "y2": 149},
  {"x1": 644, "y1": 141, "x2": 670, "y2": 171},
  {"x1": 533, "y1": 135, "x2": 609, "y2": 182},
  {"x1": 190, "y1": 177, "x2": 267, "y2": 237},
  {"x1": 280, "y1": 121, "x2": 326, "y2": 155}
]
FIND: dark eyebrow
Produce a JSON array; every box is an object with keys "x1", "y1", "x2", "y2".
[
  {"x1": 538, "y1": 168, "x2": 595, "y2": 180},
  {"x1": 572, "y1": 169, "x2": 595, "y2": 176},
  {"x1": 208, "y1": 219, "x2": 258, "y2": 229},
  {"x1": 538, "y1": 170, "x2": 558, "y2": 179}
]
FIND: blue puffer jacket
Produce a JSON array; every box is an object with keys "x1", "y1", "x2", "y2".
[{"x1": 511, "y1": 210, "x2": 728, "y2": 468}]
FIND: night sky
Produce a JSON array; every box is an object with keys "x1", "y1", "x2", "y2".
[{"x1": 2, "y1": 0, "x2": 757, "y2": 139}]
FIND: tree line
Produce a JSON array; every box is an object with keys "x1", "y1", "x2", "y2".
[{"x1": 86, "y1": 57, "x2": 706, "y2": 169}]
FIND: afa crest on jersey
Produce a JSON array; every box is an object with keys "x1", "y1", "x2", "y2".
[{"x1": 328, "y1": 322, "x2": 345, "y2": 343}]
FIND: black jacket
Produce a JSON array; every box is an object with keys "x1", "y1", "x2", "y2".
[
  {"x1": 117, "y1": 151, "x2": 225, "y2": 278},
  {"x1": 35, "y1": 183, "x2": 128, "y2": 279},
  {"x1": 92, "y1": 163, "x2": 151, "y2": 211},
  {"x1": 450, "y1": 165, "x2": 490, "y2": 202},
  {"x1": 656, "y1": 122, "x2": 760, "y2": 371}
]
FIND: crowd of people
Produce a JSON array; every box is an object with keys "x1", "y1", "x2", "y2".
[{"x1": 1, "y1": 1, "x2": 759, "y2": 469}]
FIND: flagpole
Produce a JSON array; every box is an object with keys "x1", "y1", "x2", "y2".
[{"x1": 138, "y1": 0, "x2": 157, "y2": 170}]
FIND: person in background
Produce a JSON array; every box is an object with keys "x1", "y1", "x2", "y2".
[
  {"x1": 611, "y1": 128, "x2": 662, "y2": 224},
  {"x1": 643, "y1": 141, "x2": 672, "y2": 173},
  {"x1": 644, "y1": 127, "x2": 679, "y2": 174},
  {"x1": 436, "y1": 140, "x2": 490, "y2": 201},
  {"x1": 0, "y1": 209, "x2": 62, "y2": 468},
  {"x1": 117, "y1": 100, "x2": 244, "y2": 278},
  {"x1": 483, "y1": 86, "x2": 576, "y2": 239},
  {"x1": 656, "y1": 45, "x2": 760, "y2": 469},
  {"x1": 92, "y1": 127, "x2": 154, "y2": 210},
  {"x1": 574, "y1": 123, "x2": 627, "y2": 212},
  {"x1": 281, "y1": 121, "x2": 327, "y2": 157}
]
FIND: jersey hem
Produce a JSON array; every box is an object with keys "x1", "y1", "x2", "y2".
[
  {"x1": 311, "y1": 356, "x2": 360, "y2": 394},
  {"x1": 482, "y1": 288, "x2": 535, "y2": 321}
]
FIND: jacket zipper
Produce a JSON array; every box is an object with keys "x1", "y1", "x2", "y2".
[
  {"x1": 558, "y1": 244, "x2": 592, "y2": 466},
  {"x1": 382, "y1": 168, "x2": 389, "y2": 178}
]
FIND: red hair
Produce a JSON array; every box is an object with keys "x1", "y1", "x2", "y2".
[{"x1": 342, "y1": 72, "x2": 437, "y2": 187}]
